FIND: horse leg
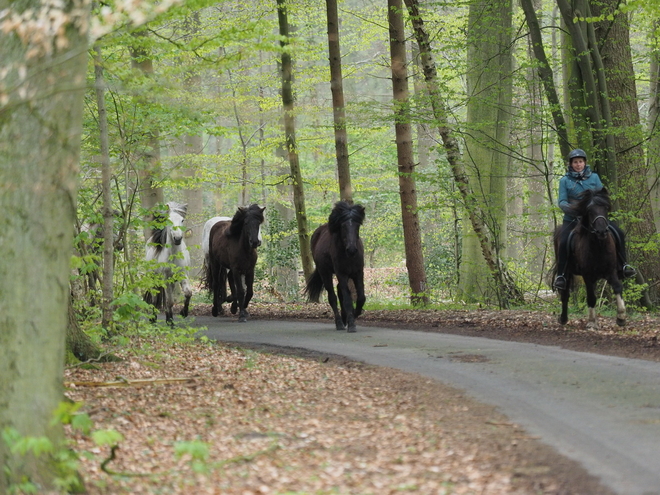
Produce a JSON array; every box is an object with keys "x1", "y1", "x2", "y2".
[
  {"x1": 584, "y1": 280, "x2": 598, "y2": 329},
  {"x1": 337, "y1": 276, "x2": 356, "y2": 333},
  {"x1": 353, "y1": 274, "x2": 366, "y2": 320},
  {"x1": 608, "y1": 276, "x2": 626, "y2": 327},
  {"x1": 211, "y1": 264, "x2": 225, "y2": 317},
  {"x1": 229, "y1": 271, "x2": 239, "y2": 315},
  {"x1": 232, "y1": 271, "x2": 247, "y2": 322},
  {"x1": 243, "y1": 270, "x2": 255, "y2": 316},
  {"x1": 179, "y1": 276, "x2": 192, "y2": 318},
  {"x1": 165, "y1": 284, "x2": 174, "y2": 326},
  {"x1": 321, "y1": 272, "x2": 344, "y2": 331},
  {"x1": 558, "y1": 286, "x2": 569, "y2": 325}
]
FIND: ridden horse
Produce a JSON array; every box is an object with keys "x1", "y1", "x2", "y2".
[
  {"x1": 205, "y1": 204, "x2": 265, "y2": 322},
  {"x1": 553, "y1": 188, "x2": 626, "y2": 328},
  {"x1": 305, "y1": 201, "x2": 366, "y2": 333},
  {"x1": 144, "y1": 202, "x2": 192, "y2": 325}
]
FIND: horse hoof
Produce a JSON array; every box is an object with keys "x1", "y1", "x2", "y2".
[
  {"x1": 616, "y1": 317, "x2": 626, "y2": 327},
  {"x1": 335, "y1": 324, "x2": 346, "y2": 331},
  {"x1": 238, "y1": 316, "x2": 247, "y2": 323},
  {"x1": 347, "y1": 326, "x2": 356, "y2": 333},
  {"x1": 180, "y1": 309, "x2": 188, "y2": 318},
  {"x1": 230, "y1": 303, "x2": 238, "y2": 315},
  {"x1": 558, "y1": 316, "x2": 567, "y2": 325},
  {"x1": 212, "y1": 306, "x2": 218, "y2": 317}
]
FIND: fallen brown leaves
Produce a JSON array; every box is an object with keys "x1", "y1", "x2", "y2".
[{"x1": 64, "y1": 336, "x2": 607, "y2": 495}]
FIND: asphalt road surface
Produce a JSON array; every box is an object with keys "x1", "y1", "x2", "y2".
[{"x1": 192, "y1": 316, "x2": 660, "y2": 495}]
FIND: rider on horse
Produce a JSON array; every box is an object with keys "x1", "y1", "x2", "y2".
[{"x1": 553, "y1": 148, "x2": 636, "y2": 290}]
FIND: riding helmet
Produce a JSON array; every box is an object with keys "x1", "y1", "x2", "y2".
[{"x1": 567, "y1": 148, "x2": 587, "y2": 163}]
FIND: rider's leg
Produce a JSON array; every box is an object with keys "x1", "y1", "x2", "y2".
[
  {"x1": 554, "y1": 223, "x2": 573, "y2": 290},
  {"x1": 610, "y1": 223, "x2": 635, "y2": 278}
]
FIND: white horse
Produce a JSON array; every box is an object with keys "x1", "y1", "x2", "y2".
[{"x1": 144, "y1": 202, "x2": 192, "y2": 325}]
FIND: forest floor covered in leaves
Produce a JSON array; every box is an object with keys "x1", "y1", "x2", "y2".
[{"x1": 64, "y1": 297, "x2": 660, "y2": 494}]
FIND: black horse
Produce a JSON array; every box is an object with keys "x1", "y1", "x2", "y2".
[
  {"x1": 205, "y1": 204, "x2": 265, "y2": 322},
  {"x1": 305, "y1": 201, "x2": 366, "y2": 333},
  {"x1": 552, "y1": 188, "x2": 626, "y2": 328}
]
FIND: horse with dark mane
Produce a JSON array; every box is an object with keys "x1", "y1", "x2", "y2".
[
  {"x1": 205, "y1": 204, "x2": 265, "y2": 322},
  {"x1": 305, "y1": 201, "x2": 366, "y2": 333},
  {"x1": 552, "y1": 187, "x2": 626, "y2": 328},
  {"x1": 144, "y1": 202, "x2": 192, "y2": 325}
]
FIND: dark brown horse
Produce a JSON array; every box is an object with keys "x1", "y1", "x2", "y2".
[
  {"x1": 305, "y1": 201, "x2": 366, "y2": 333},
  {"x1": 553, "y1": 188, "x2": 626, "y2": 328},
  {"x1": 206, "y1": 204, "x2": 265, "y2": 322}
]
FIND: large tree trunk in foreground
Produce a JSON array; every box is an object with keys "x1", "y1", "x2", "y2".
[{"x1": 0, "y1": 0, "x2": 90, "y2": 490}]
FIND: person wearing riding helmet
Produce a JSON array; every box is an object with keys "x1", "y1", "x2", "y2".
[{"x1": 554, "y1": 148, "x2": 635, "y2": 290}]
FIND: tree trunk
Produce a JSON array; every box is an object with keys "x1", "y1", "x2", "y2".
[
  {"x1": 647, "y1": 20, "x2": 660, "y2": 233},
  {"x1": 591, "y1": 0, "x2": 660, "y2": 303},
  {"x1": 130, "y1": 30, "x2": 164, "y2": 242},
  {"x1": 459, "y1": 0, "x2": 513, "y2": 304},
  {"x1": 404, "y1": 0, "x2": 524, "y2": 307},
  {"x1": 0, "y1": 0, "x2": 90, "y2": 490},
  {"x1": 326, "y1": 0, "x2": 353, "y2": 203},
  {"x1": 388, "y1": 0, "x2": 429, "y2": 305},
  {"x1": 67, "y1": 295, "x2": 119, "y2": 363},
  {"x1": 94, "y1": 46, "x2": 115, "y2": 332},
  {"x1": 277, "y1": 0, "x2": 314, "y2": 281}
]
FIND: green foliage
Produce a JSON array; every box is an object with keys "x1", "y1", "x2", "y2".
[{"x1": 174, "y1": 440, "x2": 210, "y2": 474}]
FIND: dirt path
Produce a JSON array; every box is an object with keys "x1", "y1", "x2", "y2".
[{"x1": 65, "y1": 303, "x2": 660, "y2": 494}]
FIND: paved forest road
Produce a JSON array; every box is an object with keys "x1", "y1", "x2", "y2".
[{"x1": 193, "y1": 316, "x2": 660, "y2": 495}]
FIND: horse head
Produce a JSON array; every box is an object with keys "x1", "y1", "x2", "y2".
[
  {"x1": 575, "y1": 188, "x2": 611, "y2": 241},
  {"x1": 328, "y1": 201, "x2": 366, "y2": 257},
  {"x1": 232, "y1": 204, "x2": 265, "y2": 249},
  {"x1": 167, "y1": 202, "x2": 188, "y2": 246}
]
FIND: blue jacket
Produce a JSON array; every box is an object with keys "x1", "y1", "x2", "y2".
[{"x1": 558, "y1": 166, "x2": 603, "y2": 222}]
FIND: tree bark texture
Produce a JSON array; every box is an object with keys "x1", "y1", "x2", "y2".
[
  {"x1": 0, "y1": 0, "x2": 90, "y2": 490},
  {"x1": 388, "y1": 0, "x2": 429, "y2": 305},
  {"x1": 277, "y1": 0, "x2": 314, "y2": 280}
]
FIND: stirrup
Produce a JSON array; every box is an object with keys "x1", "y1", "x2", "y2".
[
  {"x1": 554, "y1": 275, "x2": 567, "y2": 290},
  {"x1": 623, "y1": 264, "x2": 636, "y2": 279}
]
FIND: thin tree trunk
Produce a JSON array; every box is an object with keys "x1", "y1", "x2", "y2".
[
  {"x1": 404, "y1": 0, "x2": 524, "y2": 307},
  {"x1": 388, "y1": 0, "x2": 429, "y2": 305},
  {"x1": 130, "y1": 31, "x2": 164, "y2": 241},
  {"x1": 94, "y1": 46, "x2": 115, "y2": 331},
  {"x1": 277, "y1": 0, "x2": 314, "y2": 280},
  {"x1": 326, "y1": 0, "x2": 353, "y2": 203}
]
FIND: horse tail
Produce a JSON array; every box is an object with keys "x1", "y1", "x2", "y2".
[
  {"x1": 144, "y1": 287, "x2": 165, "y2": 309},
  {"x1": 304, "y1": 269, "x2": 324, "y2": 303},
  {"x1": 201, "y1": 258, "x2": 214, "y2": 294}
]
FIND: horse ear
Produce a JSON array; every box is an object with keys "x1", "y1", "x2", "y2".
[{"x1": 260, "y1": 206, "x2": 266, "y2": 213}]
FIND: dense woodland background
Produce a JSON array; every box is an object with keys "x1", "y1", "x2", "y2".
[
  {"x1": 5, "y1": 0, "x2": 660, "y2": 490},
  {"x1": 73, "y1": 0, "x2": 660, "y2": 329}
]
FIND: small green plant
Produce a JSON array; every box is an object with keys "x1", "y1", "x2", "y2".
[{"x1": 174, "y1": 440, "x2": 211, "y2": 474}]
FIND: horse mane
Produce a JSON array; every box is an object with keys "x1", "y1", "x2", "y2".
[
  {"x1": 228, "y1": 204, "x2": 264, "y2": 237},
  {"x1": 565, "y1": 187, "x2": 610, "y2": 221},
  {"x1": 328, "y1": 201, "x2": 366, "y2": 233}
]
